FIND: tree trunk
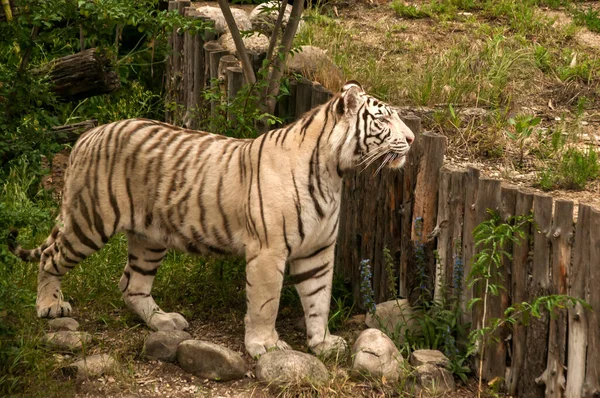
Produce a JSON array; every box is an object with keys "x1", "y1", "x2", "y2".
[{"x1": 35, "y1": 48, "x2": 120, "y2": 101}]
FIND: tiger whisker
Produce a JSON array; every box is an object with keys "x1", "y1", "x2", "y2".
[{"x1": 374, "y1": 153, "x2": 393, "y2": 176}]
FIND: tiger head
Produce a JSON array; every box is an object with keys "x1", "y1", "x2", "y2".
[{"x1": 334, "y1": 81, "x2": 415, "y2": 172}]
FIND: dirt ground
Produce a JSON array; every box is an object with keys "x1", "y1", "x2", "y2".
[{"x1": 38, "y1": 1, "x2": 600, "y2": 397}]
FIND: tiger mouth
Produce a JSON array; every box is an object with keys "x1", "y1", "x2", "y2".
[{"x1": 387, "y1": 153, "x2": 407, "y2": 169}]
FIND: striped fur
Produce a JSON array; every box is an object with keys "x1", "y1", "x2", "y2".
[{"x1": 9, "y1": 81, "x2": 414, "y2": 357}]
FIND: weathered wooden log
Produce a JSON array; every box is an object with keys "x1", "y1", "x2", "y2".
[
  {"x1": 294, "y1": 77, "x2": 313, "y2": 119},
  {"x1": 460, "y1": 167, "x2": 480, "y2": 325},
  {"x1": 398, "y1": 117, "x2": 423, "y2": 298},
  {"x1": 218, "y1": 55, "x2": 239, "y2": 81},
  {"x1": 436, "y1": 168, "x2": 466, "y2": 300},
  {"x1": 566, "y1": 203, "x2": 591, "y2": 398},
  {"x1": 165, "y1": 1, "x2": 179, "y2": 123},
  {"x1": 36, "y1": 48, "x2": 120, "y2": 101},
  {"x1": 406, "y1": 132, "x2": 447, "y2": 305},
  {"x1": 537, "y1": 200, "x2": 573, "y2": 397},
  {"x1": 311, "y1": 83, "x2": 332, "y2": 108},
  {"x1": 583, "y1": 207, "x2": 600, "y2": 397},
  {"x1": 473, "y1": 178, "x2": 502, "y2": 380},
  {"x1": 507, "y1": 189, "x2": 534, "y2": 396},
  {"x1": 226, "y1": 66, "x2": 244, "y2": 123},
  {"x1": 51, "y1": 119, "x2": 98, "y2": 144},
  {"x1": 519, "y1": 194, "x2": 552, "y2": 398}
]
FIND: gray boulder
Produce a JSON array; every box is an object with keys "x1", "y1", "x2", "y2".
[
  {"x1": 218, "y1": 32, "x2": 269, "y2": 56},
  {"x1": 44, "y1": 331, "x2": 92, "y2": 352},
  {"x1": 365, "y1": 299, "x2": 418, "y2": 344},
  {"x1": 65, "y1": 354, "x2": 117, "y2": 379},
  {"x1": 255, "y1": 350, "x2": 329, "y2": 386},
  {"x1": 144, "y1": 330, "x2": 192, "y2": 362},
  {"x1": 195, "y1": 6, "x2": 252, "y2": 35},
  {"x1": 414, "y1": 363, "x2": 456, "y2": 394},
  {"x1": 351, "y1": 328, "x2": 404, "y2": 382},
  {"x1": 177, "y1": 340, "x2": 247, "y2": 381},
  {"x1": 250, "y1": 1, "x2": 304, "y2": 35},
  {"x1": 48, "y1": 317, "x2": 79, "y2": 331}
]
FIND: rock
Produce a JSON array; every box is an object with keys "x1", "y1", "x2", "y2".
[
  {"x1": 177, "y1": 340, "x2": 247, "y2": 381},
  {"x1": 64, "y1": 354, "x2": 117, "y2": 379},
  {"x1": 409, "y1": 349, "x2": 450, "y2": 368},
  {"x1": 218, "y1": 32, "x2": 269, "y2": 56},
  {"x1": 44, "y1": 331, "x2": 92, "y2": 352},
  {"x1": 195, "y1": 6, "x2": 252, "y2": 35},
  {"x1": 351, "y1": 329, "x2": 404, "y2": 382},
  {"x1": 286, "y1": 45, "x2": 333, "y2": 75},
  {"x1": 250, "y1": 1, "x2": 304, "y2": 35},
  {"x1": 255, "y1": 350, "x2": 329, "y2": 386},
  {"x1": 286, "y1": 45, "x2": 343, "y2": 90},
  {"x1": 365, "y1": 299, "x2": 418, "y2": 344},
  {"x1": 48, "y1": 317, "x2": 79, "y2": 331},
  {"x1": 415, "y1": 363, "x2": 456, "y2": 393},
  {"x1": 144, "y1": 330, "x2": 192, "y2": 363}
]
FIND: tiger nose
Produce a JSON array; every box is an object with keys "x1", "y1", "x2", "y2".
[{"x1": 405, "y1": 130, "x2": 415, "y2": 145}]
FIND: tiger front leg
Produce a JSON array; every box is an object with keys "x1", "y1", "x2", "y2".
[
  {"x1": 290, "y1": 244, "x2": 348, "y2": 358},
  {"x1": 244, "y1": 252, "x2": 291, "y2": 358}
]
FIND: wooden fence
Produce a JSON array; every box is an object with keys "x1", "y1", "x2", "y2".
[{"x1": 165, "y1": 2, "x2": 599, "y2": 396}]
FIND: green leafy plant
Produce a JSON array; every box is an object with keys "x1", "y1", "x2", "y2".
[{"x1": 506, "y1": 114, "x2": 541, "y2": 168}]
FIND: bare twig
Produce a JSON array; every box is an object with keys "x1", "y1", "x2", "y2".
[
  {"x1": 264, "y1": 0, "x2": 288, "y2": 69},
  {"x1": 216, "y1": 0, "x2": 256, "y2": 84},
  {"x1": 18, "y1": 25, "x2": 40, "y2": 73},
  {"x1": 260, "y1": 0, "x2": 304, "y2": 115}
]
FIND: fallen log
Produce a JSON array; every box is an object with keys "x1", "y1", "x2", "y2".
[{"x1": 36, "y1": 48, "x2": 120, "y2": 101}]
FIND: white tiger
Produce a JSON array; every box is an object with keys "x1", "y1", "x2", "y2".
[{"x1": 9, "y1": 81, "x2": 415, "y2": 357}]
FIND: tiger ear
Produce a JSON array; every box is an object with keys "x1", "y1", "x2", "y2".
[{"x1": 339, "y1": 81, "x2": 365, "y2": 115}]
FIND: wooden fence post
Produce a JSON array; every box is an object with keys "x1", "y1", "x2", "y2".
[
  {"x1": 460, "y1": 167, "x2": 480, "y2": 325},
  {"x1": 583, "y1": 207, "x2": 600, "y2": 397},
  {"x1": 472, "y1": 178, "x2": 503, "y2": 380},
  {"x1": 520, "y1": 194, "x2": 552, "y2": 398},
  {"x1": 165, "y1": 0, "x2": 179, "y2": 123},
  {"x1": 537, "y1": 200, "x2": 573, "y2": 396},
  {"x1": 406, "y1": 132, "x2": 447, "y2": 305},
  {"x1": 434, "y1": 168, "x2": 466, "y2": 301},
  {"x1": 566, "y1": 203, "x2": 591, "y2": 398},
  {"x1": 311, "y1": 83, "x2": 332, "y2": 108},
  {"x1": 226, "y1": 66, "x2": 244, "y2": 123},
  {"x1": 398, "y1": 116, "x2": 423, "y2": 299},
  {"x1": 295, "y1": 77, "x2": 313, "y2": 119},
  {"x1": 507, "y1": 189, "x2": 534, "y2": 396}
]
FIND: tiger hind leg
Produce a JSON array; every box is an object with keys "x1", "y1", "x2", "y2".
[
  {"x1": 119, "y1": 233, "x2": 188, "y2": 331},
  {"x1": 36, "y1": 224, "x2": 104, "y2": 318}
]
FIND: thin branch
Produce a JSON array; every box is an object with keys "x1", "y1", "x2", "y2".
[
  {"x1": 264, "y1": 0, "x2": 288, "y2": 68},
  {"x1": 217, "y1": 0, "x2": 256, "y2": 84},
  {"x1": 18, "y1": 25, "x2": 40, "y2": 73},
  {"x1": 260, "y1": 0, "x2": 304, "y2": 115}
]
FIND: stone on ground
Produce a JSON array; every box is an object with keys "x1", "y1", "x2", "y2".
[
  {"x1": 255, "y1": 350, "x2": 329, "y2": 386},
  {"x1": 250, "y1": 1, "x2": 304, "y2": 35},
  {"x1": 48, "y1": 317, "x2": 79, "y2": 331},
  {"x1": 414, "y1": 363, "x2": 456, "y2": 394},
  {"x1": 177, "y1": 340, "x2": 247, "y2": 381},
  {"x1": 351, "y1": 328, "x2": 404, "y2": 382},
  {"x1": 144, "y1": 330, "x2": 192, "y2": 363},
  {"x1": 365, "y1": 299, "x2": 418, "y2": 344},
  {"x1": 65, "y1": 354, "x2": 118, "y2": 379},
  {"x1": 44, "y1": 331, "x2": 92, "y2": 352},
  {"x1": 195, "y1": 6, "x2": 252, "y2": 35},
  {"x1": 409, "y1": 349, "x2": 451, "y2": 368}
]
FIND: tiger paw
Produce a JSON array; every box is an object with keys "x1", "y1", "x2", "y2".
[
  {"x1": 309, "y1": 334, "x2": 348, "y2": 358},
  {"x1": 246, "y1": 338, "x2": 291, "y2": 358},
  {"x1": 36, "y1": 299, "x2": 72, "y2": 319},
  {"x1": 148, "y1": 312, "x2": 189, "y2": 331}
]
